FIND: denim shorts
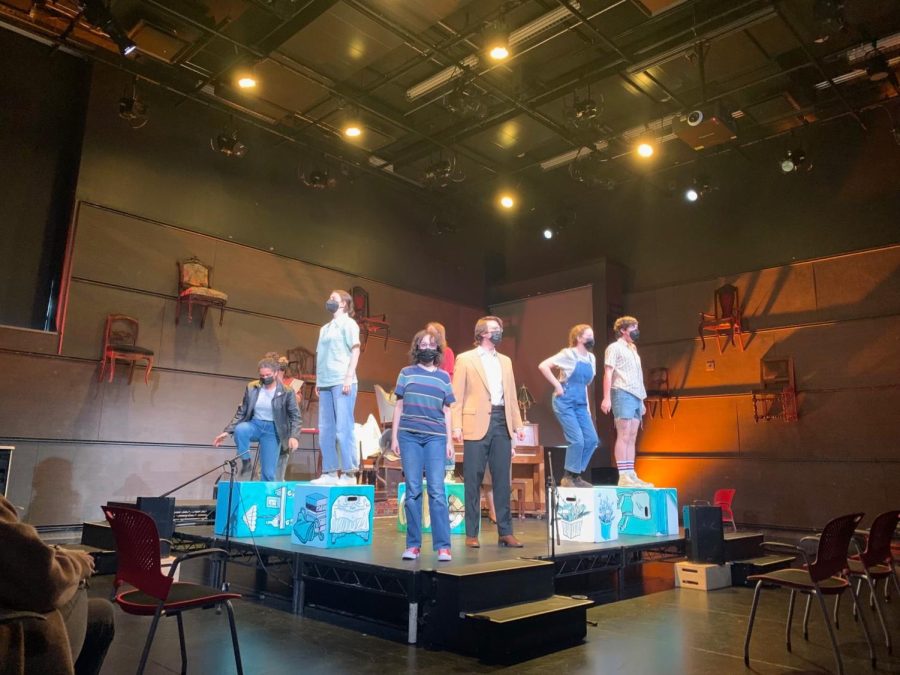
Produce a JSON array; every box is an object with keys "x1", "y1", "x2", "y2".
[{"x1": 611, "y1": 388, "x2": 643, "y2": 420}]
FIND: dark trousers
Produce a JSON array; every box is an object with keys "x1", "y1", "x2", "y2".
[
  {"x1": 464, "y1": 408, "x2": 513, "y2": 537},
  {"x1": 61, "y1": 587, "x2": 116, "y2": 675}
]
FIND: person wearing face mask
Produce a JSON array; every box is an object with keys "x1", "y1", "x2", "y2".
[
  {"x1": 214, "y1": 356, "x2": 302, "y2": 481},
  {"x1": 311, "y1": 290, "x2": 361, "y2": 486},
  {"x1": 391, "y1": 329, "x2": 456, "y2": 562},
  {"x1": 538, "y1": 324, "x2": 600, "y2": 488},
  {"x1": 451, "y1": 316, "x2": 526, "y2": 549},
  {"x1": 600, "y1": 316, "x2": 652, "y2": 488}
]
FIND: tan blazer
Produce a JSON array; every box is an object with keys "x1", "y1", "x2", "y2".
[{"x1": 451, "y1": 348, "x2": 524, "y2": 441}]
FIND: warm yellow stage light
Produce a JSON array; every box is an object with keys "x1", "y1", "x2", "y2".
[
  {"x1": 636, "y1": 142, "x2": 654, "y2": 158},
  {"x1": 489, "y1": 45, "x2": 509, "y2": 60},
  {"x1": 237, "y1": 76, "x2": 257, "y2": 89},
  {"x1": 500, "y1": 194, "x2": 515, "y2": 209},
  {"x1": 344, "y1": 125, "x2": 362, "y2": 138}
]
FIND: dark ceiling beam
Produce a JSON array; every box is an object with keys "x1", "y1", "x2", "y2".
[
  {"x1": 340, "y1": 0, "x2": 587, "y2": 151},
  {"x1": 137, "y1": 0, "x2": 503, "y2": 174},
  {"x1": 390, "y1": 1, "x2": 775, "y2": 167},
  {"x1": 772, "y1": 2, "x2": 867, "y2": 132},
  {"x1": 253, "y1": 0, "x2": 338, "y2": 54}
]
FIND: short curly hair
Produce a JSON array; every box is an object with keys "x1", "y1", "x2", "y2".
[
  {"x1": 257, "y1": 357, "x2": 280, "y2": 372},
  {"x1": 408, "y1": 329, "x2": 443, "y2": 366},
  {"x1": 613, "y1": 316, "x2": 638, "y2": 335}
]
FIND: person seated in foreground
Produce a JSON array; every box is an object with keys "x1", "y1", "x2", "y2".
[{"x1": 0, "y1": 495, "x2": 115, "y2": 675}]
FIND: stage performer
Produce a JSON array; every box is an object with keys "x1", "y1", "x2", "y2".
[
  {"x1": 391, "y1": 329, "x2": 455, "y2": 562},
  {"x1": 214, "y1": 356, "x2": 301, "y2": 481},
  {"x1": 452, "y1": 316, "x2": 526, "y2": 548},
  {"x1": 311, "y1": 289, "x2": 361, "y2": 486},
  {"x1": 600, "y1": 316, "x2": 653, "y2": 487},
  {"x1": 0, "y1": 495, "x2": 115, "y2": 675},
  {"x1": 538, "y1": 323, "x2": 599, "y2": 488},
  {"x1": 426, "y1": 321, "x2": 458, "y2": 482}
]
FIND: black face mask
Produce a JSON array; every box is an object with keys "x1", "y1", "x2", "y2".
[
  {"x1": 259, "y1": 375, "x2": 275, "y2": 385},
  {"x1": 489, "y1": 331, "x2": 503, "y2": 345},
  {"x1": 416, "y1": 348, "x2": 439, "y2": 363},
  {"x1": 628, "y1": 329, "x2": 640, "y2": 342},
  {"x1": 325, "y1": 299, "x2": 340, "y2": 313},
  {"x1": 584, "y1": 339, "x2": 595, "y2": 350}
]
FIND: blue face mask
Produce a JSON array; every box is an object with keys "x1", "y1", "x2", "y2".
[{"x1": 628, "y1": 329, "x2": 640, "y2": 342}]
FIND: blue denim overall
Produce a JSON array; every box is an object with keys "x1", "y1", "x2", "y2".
[{"x1": 551, "y1": 357, "x2": 600, "y2": 474}]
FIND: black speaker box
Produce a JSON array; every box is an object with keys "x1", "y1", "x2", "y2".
[
  {"x1": 107, "y1": 497, "x2": 175, "y2": 555},
  {"x1": 686, "y1": 504, "x2": 724, "y2": 564}
]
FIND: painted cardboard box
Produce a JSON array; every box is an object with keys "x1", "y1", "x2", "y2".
[
  {"x1": 550, "y1": 487, "x2": 621, "y2": 543},
  {"x1": 615, "y1": 487, "x2": 678, "y2": 536},
  {"x1": 397, "y1": 481, "x2": 465, "y2": 535},
  {"x1": 291, "y1": 484, "x2": 375, "y2": 548},
  {"x1": 214, "y1": 481, "x2": 297, "y2": 538}
]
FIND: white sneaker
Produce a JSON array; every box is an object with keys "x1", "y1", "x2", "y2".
[
  {"x1": 629, "y1": 471, "x2": 654, "y2": 487},
  {"x1": 310, "y1": 472, "x2": 340, "y2": 486},
  {"x1": 338, "y1": 473, "x2": 358, "y2": 486},
  {"x1": 617, "y1": 472, "x2": 640, "y2": 487}
]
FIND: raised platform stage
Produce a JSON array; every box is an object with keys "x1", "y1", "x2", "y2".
[{"x1": 171, "y1": 517, "x2": 685, "y2": 654}]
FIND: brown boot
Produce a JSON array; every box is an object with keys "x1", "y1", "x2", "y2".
[
  {"x1": 498, "y1": 534, "x2": 524, "y2": 548},
  {"x1": 465, "y1": 536, "x2": 480, "y2": 548}
]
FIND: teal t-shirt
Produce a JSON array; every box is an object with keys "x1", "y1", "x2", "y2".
[{"x1": 316, "y1": 315, "x2": 361, "y2": 388}]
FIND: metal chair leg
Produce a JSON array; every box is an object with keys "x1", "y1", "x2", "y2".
[
  {"x1": 743, "y1": 580, "x2": 763, "y2": 665},
  {"x1": 814, "y1": 587, "x2": 845, "y2": 675},
  {"x1": 224, "y1": 600, "x2": 244, "y2": 675},
  {"x1": 862, "y1": 573, "x2": 891, "y2": 653},
  {"x1": 802, "y1": 592, "x2": 811, "y2": 639},
  {"x1": 847, "y1": 576, "x2": 876, "y2": 666},
  {"x1": 786, "y1": 589, "x2": 796, "y2": 650},
  {"x1": 833, "y1": 591, "x2": 841, "y2": 628},
  {"x1": 176, "y1": 612, "x2": 187, "y2": 675},
  {"x1": 138, "y1": 604, "x2": 165, "y2": 675}
]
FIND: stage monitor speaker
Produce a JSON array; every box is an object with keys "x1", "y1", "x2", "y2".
[
  {"x1": 137, "y1": 497, "x2": 176, "y2": 556},
  {"x1": 686, "y1": 504, "x2": 724, "y2": 564}
]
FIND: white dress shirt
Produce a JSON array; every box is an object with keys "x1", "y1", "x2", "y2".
[{"x1": 477, "y1": 346, "x2": 504, "y2": 406}]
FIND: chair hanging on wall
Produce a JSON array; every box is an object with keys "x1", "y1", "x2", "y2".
[
  {"x1": 645, "y1": 367, "x2": 673, "y2": 419},
  {"x1": 286, "y1": 346, "x2": 318, "y2": 411},
  {"x1": 175, "y1": 257, "x2": 228, "y2": 328},
  {"x1": 102, "y1": 505, "x2": 243, "y2": 675},
  {"x1": 99, "y1": 314, "x2": 155, "y2": 384},
  {"x1": 699, "y1": 283, "x2": 746, "y2": 353},
  {"x1": 350, "y1": 286, "x2": 389, "y2": 352},
  {"x1": 752, "y1": 356, "x2": 798, "y2": 422}
]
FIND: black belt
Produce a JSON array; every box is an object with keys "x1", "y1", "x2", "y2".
[{"x1": 491, "y1": 405, "x2": 505, "y2": 411}]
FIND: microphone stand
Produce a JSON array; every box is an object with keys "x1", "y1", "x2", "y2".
[
  {"x1": 545, "y1": 448, "x2": 561, "y2": 560},
  {"x1": 159, "y1": 452, "x2": 244, "y2": 591}
]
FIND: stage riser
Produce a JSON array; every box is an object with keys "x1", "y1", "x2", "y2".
[
  {"x1": 730, "y1": 555, "x2": 795, "y2": 587},
  {"x1": 437, "y1": 566, "x2": 555, "y2": 615},
  {"x1": 468, "y1": 605, "x2": 588, "y2": 663}
]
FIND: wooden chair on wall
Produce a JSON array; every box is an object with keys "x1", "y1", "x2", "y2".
[
  {"x1": 645, "y1": 367, "x2": 673, "y2": 418},
  {"x1": 99, "y1": 314, "x2": 154, "y2": 384},
  {"x1": 286, "y1": 346, "x2": 318, "y2": 410},
  {"x1": 350, "y1": 286, "x2": 389, "y2": 352},
  {"x1": 175, "y1": 257, "x2": 228, "y2": 329},
  {"x1": 699, "y1": 283, "x2": 745, "y2": 353},
  {"x1": 752, "y1": 356, "x2": 798, "y2": 422}
]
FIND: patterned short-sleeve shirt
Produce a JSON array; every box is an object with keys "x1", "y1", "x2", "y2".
[
  {"x1": 395, "y1": 365, "x2": 455, "y2": 436},
  {"x1": 604, "y1": 338, "x2": 646, "y2": 400}
]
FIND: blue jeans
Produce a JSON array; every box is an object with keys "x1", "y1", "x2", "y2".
[
  {"x1": 611, "y1": 388, "x2": 643, "y2": 420},
  {"x1": 552, "y1": 397, "x2": 599, "y2": 474},
  {"x1": 318, "y1": 384, "x2": 358, "y2": 473},
  {"x1": 400, "y1": 430, "x2": 451, "y2": 550},
  {"x1": 234, "y1": 418, "x2": 280, "y2": 481}
]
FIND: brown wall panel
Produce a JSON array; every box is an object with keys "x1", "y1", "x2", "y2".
[
  {"x1": 730, "y1": 263, "x2": 817, "y2": 330},
  {"x1": 72, "y1": 205, "x2": 218, "y2": 296},
  {"x1": 0, "y1": 326, "x2": 58, "y2": 354},
  {"x1": 813, "y1": 246, "x2": 900, "y2": 321},
  {"x1": 639, "y1": 397, "x2": 741, "y2": 454},
  {"x1": 636, "y1": 456, "x2": 895, "y2": 530},
  {"x1": 0, "y1": 353, "x2": 104, "y2": 440}
]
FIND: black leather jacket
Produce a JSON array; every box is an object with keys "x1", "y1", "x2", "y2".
[{"x1": 223, "y1": 380, "x2": 302, "y2": 448}]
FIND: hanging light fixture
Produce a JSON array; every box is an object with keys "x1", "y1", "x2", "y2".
[{"x1": 483, "y1": 19, "x2": 510, "y2": 61}]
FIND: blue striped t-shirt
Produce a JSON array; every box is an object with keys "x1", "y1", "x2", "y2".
[{"x1": 394, "y1": 365, "x2": 455, "y2": 436}]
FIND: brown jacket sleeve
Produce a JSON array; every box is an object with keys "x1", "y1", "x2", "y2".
[{"x1": 0, "y1": 496, "x2": 89, "y2": 613}]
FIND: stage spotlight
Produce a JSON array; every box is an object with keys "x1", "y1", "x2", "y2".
[
  {"x1": 811, "y1": 0, "x2": 845, "y2": 44},
  {"x1": 780, "y1": 149, "x2": 807, "y2": 173},
  {"x1": 499, "y1": 194, "x2": 515, "y2": 209},
  {"x1": 422, "y1": 155, "x2": 465, "y2": 188},
  {"x1": 443, "y1": 80, "x2": 489, "y2": 120},
  {"x1": 211, "y1": 130, "x2": 247, "y2": 158},
  {"x1": 236, "y1": 69, "x2": 257, "y2": 89},
  {"x1": 344, "y1": 125, "x2": 362, "y2": 138},
  {"x1": 543, "y1": 228, "x2": 554, "y2": 240},
  {"x1": 82, "y1": 0, "x2": 136, "y2": 56},
  {"x1": 685, "y1": 187, "x2": 699, "y2": 202},
  {"x1": 636, "y1": 142, "x2": 654, "y2": 158},
  {"x1": 484, "y1": 19, "x2": 510, "y2": 60},
  {"x1": 118, "y1": 80, "x2": 148, "y2": 129}
]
